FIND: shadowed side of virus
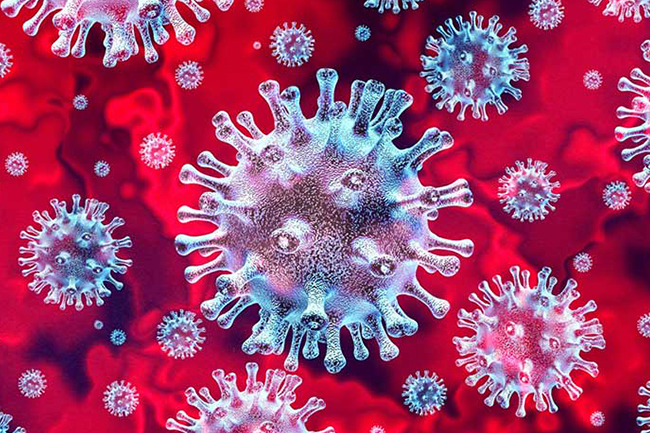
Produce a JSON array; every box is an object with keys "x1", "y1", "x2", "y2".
[
  {"x1": 0, "y1": 412, "x2": 25, "y2": 433},
  {"x1": 402, "y1": 370, "x2": 447, "y2": 416},
  {"x1": 587, "y1": 0, "x2": 650, "y2": 22},
  {"x1": 454, "y1": 266, "x2": 606, "y2": 417},
  {"x1": 270, "y1": 22, "x2": 314, "y2": 67},
  {"x1": 166, "y1": 362, "x2": 335, "y2": 433},
  {"x1": 157, "y1": 309, "x2": 206, "y2": 359},
  {"x1": 363, "y1": 0, "x2": 423, "y2": 14},
  {"x1": 175, "y1": 68, "x2": 474, "y2": 374}
]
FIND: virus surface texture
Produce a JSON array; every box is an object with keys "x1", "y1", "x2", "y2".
[
  {"x1": 572, "y1": 252, "x2": 593, "y2": 273},
  {"x1": 584, "y1": 70, "x2": 603, "y2": 90},
  {"x1": 166, "y1": 362, "x2": 334, "y2": 433},
  {"x1": 402, "y1": 370, "x2": 447, "y2": 416},
  {"x1": 18, "y1": 369, "x2": 47, "y2": 398},
  {"x1": 587, "y1": 0, "x2": 650, "y2": 22},
  {"x1": 103, "y1": 380, "x2": 139, "y2": 417},
  {"x1": 0, "y1": 43, "x2": 13, "y2": 78},
  {"x1": 141, "y1": 132, "x2": 176, "y2": 169},
  {"x1": 175, "y1": 68, "x2": 474, "y2": 374},
  {"x1": 453, "y1": 266, "x2": 606, "y2": 417},
  {"x1": 529, "y1": 0, "x2": 564, "y2": 30},
  {"x1": 73, "y1": 94, "x2": 88, "y2": 110},
  {"x1": 244, "y1": 0, "x2": 263, "y2": 12},
  {"x1": 355, "y1": 25, "x2": 371, "y2": 42},
  {"x1": 5, "y1": 152, "x2": 28, "y2": 176},
  {"x1": 157, "y1": 309, "x2": 206, "y2": 359},
  {"x1": 94, "y1": 160, "x2": 111, "y2": 177},
  {"x1": 420, "y1": 11, "x2": 530, "y2": 121},
  {"x1": 110, "y1": 329, "x2": 127, "y2": 346},
  {"x1": 363, "y1": 0, "x2": 423, "y2": 14},
  {"x1": 0, "y1": 413, "x2": 24, "y2": 433},
  {"x1": 175, "y1": 61, "x2": 204, "y2": 90},
  {"x1": 602, "y1": 181, "x2": 631, "y2": 210},
  {"x1": 640, "y1": 381, "x2": 650, "y2": 432},
  {"x1": 18, "y1": 194, "x2": 132, "y2": 311},
  {"x1": 590, "y1": 410, "x2": 605, "y2": 427},
  {"x1": 270, "y1": 22, "x2": 314, "y2": 67},
  {"x1": 638, "y1": 313, "x2": 650, "y2": 338}
]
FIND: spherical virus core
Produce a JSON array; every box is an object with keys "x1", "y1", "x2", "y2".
[
  {"x1": 94, "y1": 160, "x2": 111, "y2": 177},
  {"x1": 103, "y1": 380, "x2": 139, "y2": 417},
  {"x1": 584, "y1": 70, "x2": 603, "y2": 90},
  {"x1": 270, "y1": 22, "x2": 314, "y2": 67},
  {"x1": 638, "y1": 313, "x2": 650, "y2": 338},
  {"x1": 5, "y1": 152, "x2": 28, "y2": 176},
  {"x1": 402, "y1": 370, "x2": 447, "y2": 416},
  {"x1": 175, "y1": 61, "x2": 204, "y2": 90},
  {"x1": 529, "y1": 0, "x2": 564, "y2": 30},
  {"x1": 355, "y1": 25, "x2": 371, "y2": 42},
  {"x1": 18, "y1": 369, "x2": 47, "y2": 398},
  {"x1": 572, "y1": 252, "x2": 593, "y2": 273},
  {"x1": 110, "y1": 329, "x2": 127, "y2": 346},
  {"x1": 157, "y1": 309, "x2": 206, "y2": 359},
  {"x1": 0, "y1": 42, "x2": 12, "y2": 78},
  {"x1": 590, "y1": 410, "x2": 605, "y2": 427},
  {"x1": 73, "y1": 94, "x2": 88, "y2": 110},
  {"x1": 602, "y1": 180, "x2": 631, "y2": 210},
  {"x1": 140, "y1": 132, "x2": 176, "y2": 169}
]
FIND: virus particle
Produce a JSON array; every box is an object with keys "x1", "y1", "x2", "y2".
[
  {"x1": 244, "y1": 0, "x2": 263, "y2": 12},
  {"x1": 640, "y1": 381, "x2": 650, "y2": 432},
  {"x1": 355, "y1": 25, "x2": 371, "y2": 42},
  {"x1": 616, "y1": 68, "x2": 650, "y2": 192},
  {"x1": 19, "y1": 195, "x2": 132, "y2": 311},
  {"x1": 402, "y1": 370, "x2": 447, "y2": 416},
  {"x1": 420, "y1": 11, "x2": 530, "y2": 121},
  {"x1": 140, "y1": 132, "x2": 176, "y2": 169},
  {"x1": 253, "y1": 41, "x2": 262, "y2": 50},
  {"x1": 5, "y1": 152, "x2": 28, "y2": 176},
  {"x1": 157, "y1": 309, "x2": 206, "y2": 359},
  {"x1": 590, "y1": 410, "x2": 605, "y2": 427},
  {"x1": 94, "y1": 160, "x2": 111, "y2": 177},
  {"x1": 94, "y1": 320, "x2": 104, "y2": 330},
  {"x1": 584, "y1": 70, "x2": 603, "y2": 90},
  {"x1": 602, "y1": 180, "x2": 631, "y2": 210},
  {"x1": 572, "y1": 252, "x2": 593, "y2": 273},
  {"x1": 110, "y1": 329, "x2": 127, "y2": 346},
  {"x1": 0, "y1": 42, "x2": 13, "y2": 78},
  {"x1": 18, "y1": 369, "x2": 47, "y2": 398},
  {"x1": 270, "y1": 22, "x2": 314, "y2": 67},
  {"x1": 363, "y1": 0, "x2": 423, "y2": 14},
  {"x1": 529, "y1": 0, "x2": 565, "y2": 30},
  {"x1": 0, "y1": 412, "x2": 24, "y2": 433},
  {"x1": 642, "y1": 39, "x2": 650, "y2": 63},
  {"x1": 103, "y1": 380, "x2": 139, "y2": 417},
  {"x1": 175, "y1": 61, "x2": 204, "y2": 90},
  {"x1": 587, "y1": 0, "x2": 650, "y2": 22},
  {"x1": 638, "y1": 313, "x2": 650, "y2": 338},
  {"x1": 454, "y1": 266, "x2": 606, "y2": 417},
  {"x1": 166, "y1": 362, "x2": 335, "y2": 433},
  {"x1": 370, "y1": 427, "x2": 385, "y2": 433},
  {"x1": 175, "y1": 68, "x2": 474, "y2": 374},
  {"x1": 73, "y1": 94, "x2": 88, "y2": 110}
]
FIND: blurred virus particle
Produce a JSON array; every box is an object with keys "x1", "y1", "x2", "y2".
[
  {"x1": 94, "y1": 319, "x2": 104, "y2": 330},
  {"x1": 369, "y1": 427, "x2": 385, "y2": 433},
  {"x1": 0, "y1": 43, "x2": 13, "y2": 78},
  {"x1": 454, "y1": 265, "x2": 606, "y2": 417},
  {"x1": 253, "y1": 41, "x2": 262, "y2": 50},
  {"x1": 104, "y1": 380, "x2": 139, "y2": 417},
  {"x1": 94, "y1": 160, "x2": 111, "y2": 177},
  {"x1": 616, "y1": 68, "x2": 650, "y2": 192},
  {"x1": 642, "y1": 39, "x2": 650, "y2": 62},
  {"x1": 572, "y1": 252, "x2": 593, "y2": 273},
  {"x1": 18, "y1": 369, "x2": 47, "y2": 398},
  {"x1": 270, "y1": 22, "x2": 314, "y2": 67},
  {"x1": 19, "y1": 194, "x2": 133, "y2": 311},
  {"x1": 110, "y1": 329, "x2": 127, "y2": 346},
  {"x1": 402, "y1": 370, "x2": 447, "y2": 416},
  {"x1": 73, "y1": 94, "x2": 88, "y2": 110},
  {"x1": 166, "y1": 362, "x2": 334, "y2": 433},
  {"x1": 587, "y1": 0, "x2": 650, "y2": 22},
  {"x1": 0, "y1": 412, "x2": 24, "y2": 433},
  {"x1": 175, "y1": 68, "x2": 474, "y2": 374},
  {"x1": 244, "y1": 0, "x2": 263, "y2": 12},
  {"x1": 420, "y1": 11, "x2": 530, "y2": 121},
  {"x1": 640, "y1": 381, "x2": 650, "y2": 431},
  {"x1": 590, "y1": 410, "x2": 605, "y2": 427},
  {"x1": 583, "y1": 69, "x2": 603, "y2": 90},
  {"x1": 157, "y1": 309, "x2": 206, "y2": 359},
  {"x1": 363, "y1": 0, "x2": 423, "y2": 14},
  {"x1": 140, "y1": 132, "x2": 176, "y2": 169},
  {"x1": 175, "y1": 61, "x2": 204, "y2": 90},
  {"x1": 529, "y1": 0, "x2": 564, "y2": 30},
  {"x1": 638, "y1": 313, "x2": 650, "y2": 338},
  {"x1": 0, "y1": 0, "x2": 235, "y2": 67},
  {"x1": 355, "y1": 25, "x2": 371, "y2": 41},
  {"x1": 5, "y1": 152, "x2": 28, "y2": 176},
  {"x1": 602, "y1": 180, "x2": 631, "y2": 210}
]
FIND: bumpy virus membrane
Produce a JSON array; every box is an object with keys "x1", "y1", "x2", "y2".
[
  {"x1": 572, "y1": 252, "x2": 593, "y2": 273},
  {"x1": 0, "y1": 0, "x2": 235, "y2": 67},
  {"x1": 355, "y1": 25, "x2": 371, "y2": 42},
  {"x1": 454, "y1": 266, "x2": 606, "y2": 417},
  {"x1": 584, "y1": 70, "x2": 603, "y2": 90},
  {"x1": 0, "y1": 42, "x2": 13, "y2": 78},
  {"x1": 175, "y1": 68, "x2": 474, "y2": 374},
  {"x1": 104, "y1": 380, "x2": 139, "y2": 417},
  {"x1": 588, "y1": 0, "x2": 650, "y2": 22},
  {"x1": 420, "y1": 11, "x2": 530, "y2": 121},
  {"x1": 639, "y1": 313, "x2": 650, "y2": 338},
  {"x1": 640, "y1": 382, "x2": 650, "y2": 432},
  {"x1": 110, "y1": 329, "x2": 127, "y2": 346},
  {"x1": 590, "y1": 410, "x2": 605, "y2": 427},
  {"x1": 166, "y1": 362, "x2": 335, "y2": 433},
  {"x1": 529, "y1": 0, "x2": 564, "y2": 30},
  {"x1": 0, "y1": 412, "x2": 24, "y2": 433},
  {"x1": 157, "y1": 309, "x2": 206, "y2": 359},
  {"x1": 141, "y1": 132, "x2": 176, "y2": 169},
  {"x1": 175, "y1": 61, "x2": 204, "y2": 90},
  {"x1": 402, "y1": 370, "x2": 447, "y2": 416},
  {"x1": 5, "y1": 152, "x2": 28, "y2": 176},
  {"x1": 363, "y1": 0, "x2": 423, "y2": 14},
  {"x1": 95, "y1": 160, "x2": 110, "y2": 177},
  {"x1": 19, "y1": 194, "x2": 132, "y2": 311},
  {"x1": 18, "y1": 368, "x2": 47, "y2": 398},
  {"x1": 270, "y1": 22, "x2": 314, "y2": 67},
  {"x1": 602, "y1": 180, "x2": 631, "y2": 210}
]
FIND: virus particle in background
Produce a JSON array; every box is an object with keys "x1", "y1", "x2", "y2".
[
  {"x1": 602, "y1": 180, "x2": 631, "y2": 210},
  {"x1": 5, "y1": 152, "x2": 28, "y2": 176},
  {"x1": 529, "y1": 0, "x2": 565, "y2": 30},
  {"x1": 253, "y1": 41, "x2": 262, "y2": 50},
  {"x1": 104, "y1": 380, "x2": 139, "y2": 417},
  {"x1": 587, "y1": 0, "x2": 650, "y2": 22},
  {"x1": 0, "y1": 42, "x2": 13, "y2": 78},
  {"x1": 244, "y1": 0, "x2": 263, "y2": 12},
  {"x1": 18, "y1": 369, "x2": 47, "y2": 398},
  {"x1": 19, "y1": 194, "x2": 132, "y2": 311},
  {"x1": 420, "y1": 11, "x2": 530, "y2": 121},
  {"x1": 639, "y1": 381, "x2": 650, "y2": 432},
  {"x1": 498, "y1": 158, "x2": 560, "y2": 222},
  {"x1": 402, "y1": 370, "x2": 447, "y2": 416},
  {"x1": 175, "y1": 68, "x2": 474, "y2": 374},
  {"x1": 94, "y1": 160, "x2": 111, "y2": 177},
  {"x1": 638, "y1": 313, "x2": 650, "y2": 338},
  {"x1": 355, "y1": 25, "x2": 371, "y2": 42},
  {"x1": 584, "y1": 70, "x2": 603, "y2": 90},
  {"x1": 140, "y1": 132, "x2": 176, "y2": 169},
  {"x1": 94, "y1": 320, "x2": 104, "y2": 330},
  {"x1": 0, "y1": 412, "x2": 24, "y2": 433},
  {"x1": 166, "y1": 362, "x2": 334, "y2": 433},
  {"x1": 157, "y1": 309, "x2": 206, "y2": 359},
  {"x1": 642, "y1": 39, "x2": 650, "y2": 62},
  {"x1": 572, "y1": 252, "x2": 593, "y2": 273},
  {"x1": 370, "y1": 427, "x2": 385, "y2": 433},
  {"x1": 454, "y1": 266, "x2": 605, "y2": 417},
  {"x1": 73, "y1": 94, "x2": 88, "y2": 110},
  {"x1": 110, "y1": 329, "x2": 127, "y2": 346},
  {"x1": 590, "y1": 410, "x2": 605, "y2": 427},
  {"x1": 364, "y1": 0, "x2": 423, "y2": 14},
  {"x1": 270, "y1": 22, "x2": 314, "y2": 67},
  {"x1": 175, "y1": 61, "x2": 204, "y2": 90}
]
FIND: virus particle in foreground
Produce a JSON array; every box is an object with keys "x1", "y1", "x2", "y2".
[
  {"x1": 454, "y1": 266, "x2": 606, "y2": 417},
  {"x1": 584, "y1": 70, "x2": 603, "y2": 90},
  {"x1": 244, "y1": 0, "x2": 263, "y2": 12},
  {"x1": 94, "y1": 160, "x2": 111, "y2": 177},
  {"x1": 0, "y1": 42, "x2": 13, "y2": 78},
  {"x1": 640, "y1": 381, "x2": 650, "y2": 432},
  {"x1": 587, "y1": 0, "x2": 650, "y2": 22},
  {"x1": 638, "y1": 313, "x2": 650, "y2": 338},
  {"x1": 498, "y1": 158, "x2": 560, "y2": 222},
  {"x1": 73, "y1": 94, "x2": 88, "y2": 110},
  {"x1": 0, "y1": 412, "x2": 24, "y2": 433},
  {"x1": 355, "y1": 25, "x2": 371, "y2": 42},
  {"x1": 5, "y1": 152, "x2": 28, "y2": 176},
  {"x1": 175, "y1": 68, "x2": 474, "y2": 374},
  {"x1": 590, "y1": 410, "x2": 605, "y2": 427},
  {"x1": 270, "y1": 22, "x2": 314, "y2": 67},
  {"x1": 402, "y1": 370, "x2": 447, "y2": 416},
  {"x1": 363, "y1": 0, "x2": 423, "y2": 14},
  {"x1": 175, "y1": 61, "x2": 204, "y2": 90},
  {"x1": 19, "y1": 194, "x2": 133, "y2": 311},
  {"x1": 110, "y1": 329, "x2": 127, "y2": 346},
  {"x1": 602, "y1": 180, "x2": 631, "y2": 210},
  {"x1": 616, "y1": 68, "x2": 650, "y2": 192},
  {"x1": 420, "y1": 11, "x2": 530, "y2": 121},
  {"x1": 140, "y1": 132, "x2": 176, "y2": 169},
  {"x1": 18, "y1": 369, "x2": 47, "y2": 398},
  {"x1": 104, "y1": 380, "x2": 139, "y2": 417},
  {"x1": 94, "y1": 320, "x2": 104, "y2": 330},
  {"x1": 529, "y1": 0, "x2": 565, "y2": 30},
  {"x1": 166, "y1": 362, "x2": 334, "y2": 433},
  {"x1": 572, "y1": 252, "x2": 593, "y2": 273},
  {"x1": 157, "y1": 309, "x2": 206, "y2": 359}
]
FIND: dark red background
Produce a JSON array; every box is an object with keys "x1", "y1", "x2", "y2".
[{"x1": 1, "y1": 0, "x2": 649, "y2": 432}]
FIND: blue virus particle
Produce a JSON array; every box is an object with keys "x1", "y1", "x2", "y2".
[
  {"x1": 364, "y1": 0, "x2": 423, "y2": 14},
  {"x1": 270, "y1": 22, "x2": 315, "y2": 67},
  {"x1": 157, "y1": 309, "x2": 206, "y2": 359},
  {"x1": 355, "y1": 25, "x2": 371, "y2": 42},
  {"x1": 175, "y1": 68, "x2": 474, "y2": 374},
  {"x1": 420, "y1": 11, "x2": 530, "y2": 121},
  {"x1": 602, "y1": 180, "x2": 631, "y2": 210},
  {"x1": 454, "y1": 266, "x2": 606, "y2": 417},
  {"x1": 103, "y1": 380, "x2": 139, "y2": 417},
  {"x1": 529, "y1": 0, "x2": 564, "y2": 30},
  {"x1": 94, "y1": 320, "x2": 104, "y2": 330},
  {"x1": 73, "y1": 94, "x2": 88, "y2": 110},
  {"x1": 402, "y1": 370, "x2": 447, "y2": 416},
  {"x1": 18, "y1": 369, "x2": 47, "y2": 398},
  {"x1": 110, "y1": 329, "x2": 127, "y2": 346},
  {"x1": 0, "y1": 42, "x2": 13, "y2": 78},
  {"x1": 640, "y1": 381, "x2": 650, "y2": 431},
  {"x1": 0, "y1": 412, "x2": 24, "y2": 433},
  {"x1": 94, "y1": 160, "x2": 111, "y2": 177},
  {"x1": 19, "y1": 194, "x2": 132, "y2": 311},
  {"x1": 166, "y1": 362, "x2": 334, "y2": 433},
  {"x1": 588, "y1": 0, "x2": 650, "y2": 22}
]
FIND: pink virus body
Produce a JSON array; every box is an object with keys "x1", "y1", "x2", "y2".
[
  {"x1": 590, "y1": 410, "x2": 605, "y2": 427},
  {"x1": 103, "y1": 380, "x2": 139, "y2": 417},
  {"x1": 453, "y1": 266, "x2": 606, "y2": 417},
  {"x1": 5, "y1": 152, "x2": 28, "y2": 176},
  {"x1": 587, "y1": 0, "x2": 650, "y2": 22},
  {"x1": 0, "y1": 42, "x2": 13, "y2": 78},
  {"x1": 140, "y1": 132, "x2": 176, "y2": 169}
]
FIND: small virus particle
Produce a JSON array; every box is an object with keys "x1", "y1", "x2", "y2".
[
  {"x1": 0, "y1": 412, "x2": 25, "y2": 433},
  {"x1": 364, "y1": 0, "x2": 423, "y2": 14},
  {"x1": 157, "y1": 309, "x2": 206, "y2": 359},
  {"x1": 94, "y1": 320, "x2": 104, "y2": 330},
  {"x1": 369, "y1": 427, "x2": 385, "y2": 433},
  {"x1": 454, "y1": 266, "x2": 606, "y2": 417},
  {"x1": 587, "y1": 0, "x2": 650, "y2": 23},
  {"x1": 94, "y1": 160, "x2": 110, "y2": 177},
  {"x1": 355, "y1": 25, "x2": 371, "y2": 41},
  {"x1": 103, "y1": 380, "x2": 139, "y2": 417},
  {"x1": 638, "y1": 313, "x2": 650, "y2": 338},
  {"x1": 590, "y1": 410, "x2": 605, "y2": 427},
  {"x1": 140, "y1": 132, "x2": 176, "y2": 169},
  {"x1": 420, "y1": 11, "x2": 530, "y2": 121},
  {"x1": 110, "y1": 329, "x2": 127, "y2": 346},
  {"x1": 642, "y1": 39, "x2": 650, "y2": 63},
  {"x1": 175, "y1": 61, "x2": 204, "y2": 90},
  {"x1": 270, "y1": 22, "x2": 315, "y2": 67},
  {"x1": 498, "y1": 158, "x2": 561, "y2": 222},
  {"x1": 583, "y1": 70, "x2": 603, "y2": 90},
  {"x1": 253, "y1": 41, "x2": 262, "y2": 50},
  {"x1": 402, "y1": 371, "x2": 447, "y2": 416},
  {"x1": 166, "y1": 362, "x2": 335, "y2": 433},
  {"x1": 244, "y1": 0, "x2": 263, "y2": 12},
  {"x1": 0, "y1": 42, "x2": 13, "y2": 78},
  {"x1": 18, "y1": 369, "x2": 47, "y2": 398},
  {"x1": 5, "y1": 152, "x2": 28, "y2": 176},
  {"x1": 73, "y1": 94, "x2": 88, "y2": 110},
  {"x1": 529, "y1": 0, "x2": 565, "y2": 30},
  {"x1": 572, "y1": 252, "x2": 593, "y2": 273},
  {"x1": 602, "y1": 180, "x2": 631, "y2": 210}
]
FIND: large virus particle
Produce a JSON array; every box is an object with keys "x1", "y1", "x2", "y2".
[
  {"x1": 166, "y1": 362, "x2": 334, "y2": 433},
  {"x1": 587, "y1": 0, "x2": 650, "y2": 22},
  {"x1": 175, "y1": 68, "x2": 474, "y2": 374},
  {"x1": 157, "y1": 309, "x2": 206, "y2": 359},
  {"x1": 18, "y1": 368, "x2": 47, "y2": 398},
  {"x1": 402, "y1": 370, "x2": 447, "y2": 416},
  {"x1": 19, "y1": 194, "x2": 133, "y2": 311},
  {"x1": 0, "y1": 42, "x2": 13, "y2": 78},
  {"x1": 363, "y1": 0, "x2": 423, "y2": 14},
  {"x1": 528, "y1": 0, "x2": 565, "y2": 30},
  {"x1": 454, "y1": 266, "x2": 606, "y2": 417},
  {"x1": 0, "y1": 0, "x2": 234, "y2": 67},
  {"x1": 103, "y1": 380, "x2": 139, "y2": 417},
  {"x1": 0, "y1": 412, "x2": 24, "y2": 433},
  {"x1": 420, "y1": 11, "x2": 530, "y2": 121},
  {"x1": 640, "y1": 381, "x2": 650, "y2": 432},
  {"x1": 270, "y1": 22, "x2": 314, "y2": 67}
]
